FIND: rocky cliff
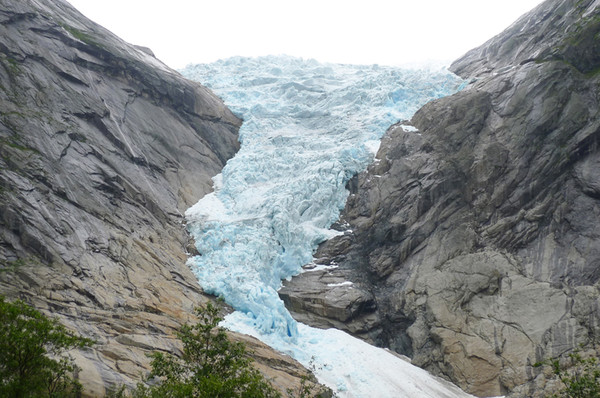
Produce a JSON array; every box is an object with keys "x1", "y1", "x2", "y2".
[
  {"x1": 280, "y1": 0, "x2": 600, "y2": 396},
  {"x1": 0, "y1": 0, "x2": 316, "y2": 395}
]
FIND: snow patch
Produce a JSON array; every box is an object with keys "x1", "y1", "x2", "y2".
[
  {"x1": 301, "y1": 263, "x2": 339, "y2": 273},
  {"x1": 327, "y1": 281, "x2": 353, "y2": 287},
  {"x1": 364, "y1": 139, "x2": 381, "y2": 156},
  {"x1": 400, "y1": 124, "x2": 419, "y2": 132}
]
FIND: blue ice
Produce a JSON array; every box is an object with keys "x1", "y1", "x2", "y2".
[
  {"x1": 182, "y1": 56, "x2": 462, "y2": 338},
  {"x1": 181, "y1": 56, "x2": 468, "y2": 396}
]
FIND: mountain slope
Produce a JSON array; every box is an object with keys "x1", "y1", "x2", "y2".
[
  {"x1": 280, "y1": 0, "x2": 600, "y2": 396},
  {"x1": 0, "y1": 0, "x2": 315, "y2": 395}
]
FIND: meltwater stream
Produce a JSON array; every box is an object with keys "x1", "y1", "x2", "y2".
[{"x1": 181, "y1": 56, "x2": 472, "y2": 397}]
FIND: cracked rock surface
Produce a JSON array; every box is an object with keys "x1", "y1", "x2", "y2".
[
  {"x1": 280, "y1": 0, "x2": 600, "y2": 396},
  {"x1": 0, "y1": 0, "x2": 318, "y2": 395}
]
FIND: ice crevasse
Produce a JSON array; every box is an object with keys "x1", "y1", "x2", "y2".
[{"x1": 181, "y1": 56, "x2": 474, "y2": 397}]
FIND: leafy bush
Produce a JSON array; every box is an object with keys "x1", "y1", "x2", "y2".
[
  {"x1": 535, "y1": 350, "x2": 600, "y2": 397},
  {"x1": 549, "y1": 351, "x2": 600, "y2": 398},
  {"x1": 126, "y1": 302, "x2": 281, "y2": 398},
  {"x1": 0, "y1": 296, "x2": 93, "y2": 397},
  {"x1": 111, "y1": 302, "x2": 333, "y2": 398}
]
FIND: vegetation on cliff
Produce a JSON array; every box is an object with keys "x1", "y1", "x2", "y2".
[
  {"x1": 0, "y1": 296, "x2": 93, "y2": 397},
  {"x1": 0, "y1": 297, "x2": 328, "y2": 398},
  {"x1": 534, "y1": 350, "x2": 600, "y2": 398},
  {"x1": 122, "y1": 302, "x2": 282, "y2": 398}
]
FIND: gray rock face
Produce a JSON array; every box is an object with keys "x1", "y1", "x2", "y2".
[
  {"x1": 0, "y1": 0, "x2": 319, "y2": 395},
  {"x1": 280, "y1": 0, "x2": 600, "y2": 396}
]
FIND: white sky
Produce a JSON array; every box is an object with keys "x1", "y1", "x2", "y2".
[{"x1": 66, "y1": 0, "x2": 544, "y2": 69}]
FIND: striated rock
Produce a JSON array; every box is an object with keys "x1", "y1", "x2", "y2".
[
  {"x1": 451, "y1": 0, "x2": 600, "y2": 78},
  {"x1": 232, "y1": 331, "x2": 327, "y2": 395},
  {"x1": 280, "y1": 264, "x2": 379, "y2": 337},
  {"x1": 0, "y1": 0, "x2": 317, "y2": 395},
  {"x1": 281, "y1": 0, "x2": 600, "y2": 396}
]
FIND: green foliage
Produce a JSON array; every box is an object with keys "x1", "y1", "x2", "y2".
[
  {"x1": 128, "y1": 302, "x2": 282, "y2": 398},
  {"x1": 0, "y1": 296, "x2": 94, "y2": 397},
  {"x1": 0, "y1": 138, "x2": 37, "y2": 153},
  {"x1": 0, "y1": 258, "x2": 26, "y2": 273},
  {"x1": 0, "y1": 56, "x2": 21, "y2": 77},
  {"x1": 543, "y1": 350, "x2": 600, "y2": 398},
  {"x1": 58, "y1": 23, "x2": 103, "y2": 48}
]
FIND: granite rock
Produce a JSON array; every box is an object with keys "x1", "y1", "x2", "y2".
[
  {"x1": 0, "y1": 0, "x2": 316, "y2": 395},
  {"x1": 280, "y1": 0, "x2": 600, "y2": 396}
]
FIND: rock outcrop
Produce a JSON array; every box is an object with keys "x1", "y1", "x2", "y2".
[
  {"x1": 0, "y1": 0, "x2": 317, "y2": 395},
  {"x1": 280, "y1": 0, "x2": 600, "y2": 396}
]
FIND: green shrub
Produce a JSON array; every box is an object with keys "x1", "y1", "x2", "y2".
[
  {"x1": 536, "y1": 350, "x2": 600, "y2": 397},
  {"x1": 552, "y1": 352, "x2": 600, "y2": 397},
  {"x1": 127, "y1": 302, "x2": 281, "y2": 398},
  {"x1": 0, "y1": 296, "x2": 94, "y2": 397},
  {"x1": 111, "y1": 302, "x2": 333, "y2": 398}
]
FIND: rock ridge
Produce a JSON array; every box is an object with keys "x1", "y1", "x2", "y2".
[
  {"x1": 280, "y1": 0, "x2": 600, "y2": 396},
  {"x1": 0, "y1": 0, "x2": 317, "y2": 395}
]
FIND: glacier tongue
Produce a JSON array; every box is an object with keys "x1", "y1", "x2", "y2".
[
  {"x1": 223, "y1": 313, "x2": 476, "y2": 398},
  {"x1": 181, "y1": 56, "x2": 470, "y2": 397}
]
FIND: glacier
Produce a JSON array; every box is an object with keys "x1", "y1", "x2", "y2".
[{"x1": 181, "y1": 56, "x2": 473, "y2": 397}]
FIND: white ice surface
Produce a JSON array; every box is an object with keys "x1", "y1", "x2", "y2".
[
  {"x1": 327, "y1": 281, "x2": 353, "y2": 287},
  {"x1": 399, "y1": 124, "x2": 419, "y2": 132},
  {"x1": 181, "y1": 56, "x2": 467, "y2": 396},
  {"x1": 223, "y1": 312, "x2": 475, "y2": 398}
]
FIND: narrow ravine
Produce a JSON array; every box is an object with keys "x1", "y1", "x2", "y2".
[{"x1": 181, "y1": 56, "x2": 472, "y2": 397}]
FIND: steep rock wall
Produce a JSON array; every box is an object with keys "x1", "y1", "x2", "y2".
[
  {"x1": 280, "y1": 0, "x2": 600, "y2": 396},
  {"x1": 0, "y1": 0, "x2": 316, "y2": 395}
]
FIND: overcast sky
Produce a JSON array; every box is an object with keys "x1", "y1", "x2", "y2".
[{"x1": 66, "y1": 0, "x2": 544, "y2": 69}]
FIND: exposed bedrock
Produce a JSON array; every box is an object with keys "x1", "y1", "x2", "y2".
[
  {"x1": 280, "y1": 0, "x2": 600, "y2": 396},
  {"x1": 0, "y1": 0, "x2": 319, "y2": 395}
]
